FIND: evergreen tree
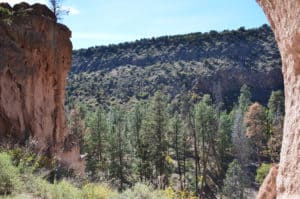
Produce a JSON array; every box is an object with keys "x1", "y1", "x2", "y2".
[
  {"x1": 84, "y1": 108, "x2": 109, "y2": 180},
  {"x1": 267, "y1": 90, "x2": 284, "y2": 162},
  {"x1": 129, "y1": 102, "x2": 145, "y2": 181},
  {"x1": 267, "y1": 90, "x2": 284, "y2": 122},
  {"x1": 244, "y1": 103, "x2": 268, "y2": 162},
  {"x1": 216, "y1": 111, "x2": 233, "y2": 175},
  {"x1": 69, "y1": 105, "x2": 85, "y2": 153},
  {"x1": 223, "y1": 159, "x2": 246, "y2": 199},
  {"x1": 238, "y1": 84, "x2": 251, "y2": 113},
  {"x1": 169, "y1": 112, "x2": 186, "y2": 190},
  {"x1": 107, "y1": 107, "x2": 131, "y2": 190},
  {"x1": 194, "y1": 94, "x2": 218, "y2": 198},
  {"x1": 144, "y1": 91, "x2": 169, "y2": 188},
  {"x1": 232, "y1": 108, "x2": 251, "y2": 167}
]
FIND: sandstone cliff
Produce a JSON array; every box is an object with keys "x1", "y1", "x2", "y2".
[
  {"x1": 257, "y1": 0, "x2": 300, "y2": 198},
  {"x1": 0, "y1": 3, "x2": 83, "y2": 173}
]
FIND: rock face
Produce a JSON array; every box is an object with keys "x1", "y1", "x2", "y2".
[
  {"x1": 256, "y1": 165, "x2": 278, "y2": 199},
  {"x1": 257, "y1": 0, "x2": 300, "y2": 198},
  {"x1": 0, "y1": 3, "x2": 83, "y2": 173}
]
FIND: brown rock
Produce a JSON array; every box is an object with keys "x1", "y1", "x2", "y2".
[
  {"x1": 257, "y1": 0, "x2": 300, "y2": 198},
  {"x1": 256, "y1": 165, "x2": 278, "y2": 199},
  {"x1": 0, "y1": 4, "x2": 84, "y2": 173}
]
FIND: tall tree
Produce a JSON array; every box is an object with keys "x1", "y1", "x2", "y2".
[
  {"x1": 216, "y1": 111, "x2": 233, "y2": 175},
  {"x1": 223, "y1": 159, "x2": 246, "y2": 199},
  {"x1": 107, "y1": 107, "x2": 131, "y2": 190},
  {"x1": 169, "y1": 112, "x2": 185, "y2": 190},
  {"x1": 238, "y1": 84, "x2": 252, "y2": 113},
  {"x1": 232, "y1": 108, "x2": 251, "y2": 167},
  {"x1": 48, "y1": 0, "x2": 69, "y2": 21},
  {"x1": 139, "y1": 91, "x2": 169, "y2": 188},
  {"x1": 69, "y1": 105, "x2": 85, "y2": 153},
  {"x1": 129, "y1": 102, "x2": 145, "y2": 181},
  {"x1": 267, "y1": 90, "x2": 284, "y2": 122},
  {"x1": 194, "y1": 94, "x2": 218, "y2": 198},
  {"x1": 244, "y1": 103, "x2": 268, "y2": 162},
  {"x1": 84, "y1": 108, "x2": 109, "y2": 180},
  {"x1": 267, "y1": 90, "x2": 284, "y2": 162}
]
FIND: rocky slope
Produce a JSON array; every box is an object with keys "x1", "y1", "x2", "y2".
[
  {"x1": 257, "y1": 0, "x2": 300, "y2": 198},
  {"x1": 0, "y1": 3, "x2": 83, "y2": 172},
  {"x1": 69, "y1": 25, "x2": 283, "y2": 108}
]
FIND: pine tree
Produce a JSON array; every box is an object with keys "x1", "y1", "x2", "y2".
[
  {"x1": 267, "y1": 90, "x2": 284, "y2": 162},
  {"x1": 267, "y1": 90, "x2": 284, "y2": 122},
  {"x1": 223, "y1": 159, "x2": 246, "y2": 199},
  {"x1": 143, "y1": 91, "x2": 169, "y2": 188},
  {"x1": 238, "y1": 84, "x2": 251, "y2": 113},
  {"x1": 84, "y1": 108, "x2": 109, "y2": 180},
  {"x1": 216, "y1": 111, "x2": 233, "y2": 175},
  {"x1": 107, "y1": 107, "x2": 131, "y2": 190},
  {"x1": 194, "y1": 94, "x2": 218, "y2": 198},
  {"x1": 69, "y1": 105, "x2": 85, "y2": 153},
  {"x1": 129, "y1": 102, "x2": 145, "y2": 181},
  {"x1": 232, "y1": 108, "x2": 251, "y2": 167},
  {"x1": 169, "y1": 112, "x2": 186, "y2": 190},
  {"x1": 244, "y1": 103, "x2": 268, "y2": 162}
]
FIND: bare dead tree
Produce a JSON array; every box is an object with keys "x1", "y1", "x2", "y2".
[{"x1": 48, "y1": 0, "x2": 69, "y2": 21}]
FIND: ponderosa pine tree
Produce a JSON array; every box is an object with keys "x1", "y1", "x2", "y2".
[
  {"x1": 194, "y1": 94, "x2": 218, "y2": 198},
  {"x1": 169, "y1": 112, "x2": 185, "y2": 190},
  {"x1": 129, "y1": 102, "x2": 145, "y2": 181},
  {"x1": 232, "y1": 108, "x2": 251, "y2": 166},
  {"x1": 145, "y1": 91, "x2": 168, "y2": 188},
  {"x1": 69, "y1": 105, "x2": 85, "y2": 153},
  {"x1": 84, "y1": 108, "x2": 109, "y2": 180},
  {"x1": 216, "y1": 111, "x2": 233, "y2": 176},
  {"x1": 267, "y1": 90, "x2": 284, "y2": 122},
  {"x1": 223, "y1": 159, "x2": 246, "y2": 199},
  {"x1": 244, "y1": 102, "x2": 268, "y2": 162},
  {"x1": 107, "y1": 107, "x2": 131, "y2": 190},
  {"x1": 267, "y1": 90, "x2": 284, "y2": 162},
  {"x1": 238, "y1": 84, "x2": 252, "y2": 113}
]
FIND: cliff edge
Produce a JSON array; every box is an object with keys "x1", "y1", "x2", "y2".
[
  {"x1": 0, "y1": 2, "x2": 83, "y2": 173},
  {"x1": 257, "y1": 0, "x2": 300, "y2": 198}
]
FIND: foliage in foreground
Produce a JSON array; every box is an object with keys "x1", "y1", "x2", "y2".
[
  {"x1": 0, "y1": 150, "x2": 197, "y2": 199},
  {"x1": 255, "y1": 163, "x2": 272, "y2": 184}
]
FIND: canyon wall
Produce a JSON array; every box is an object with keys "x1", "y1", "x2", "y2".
[
  {"x1": 257, "y1": 0, "x2": 300, "y2": 198},
  {"x1": 0, "y1": 3, "x2": 83, "y2": 173}
]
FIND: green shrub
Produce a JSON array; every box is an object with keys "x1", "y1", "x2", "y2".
[
  {"x1": 0, "y1": 152, "x2": 22, "y2": 195},
  {"x1": 256, "y1": 163, "x2": 272, "y2": 184},
  {"x1": 0, "y1": 6, "x2": 12, "y2": 17},
  {"x1": 82, "y1": 183, "x2": 118, "y2": 199},
  {"x1": 49, "y1": 179, "x2": 82, "y2": 199},
  {"x1": 114, "y1": 183, "x2": 168, "y2": 199}
]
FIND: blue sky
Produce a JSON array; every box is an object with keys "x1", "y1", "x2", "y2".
[{"x1": 4, "y1": 0, "x2": 268, "y2": 49}]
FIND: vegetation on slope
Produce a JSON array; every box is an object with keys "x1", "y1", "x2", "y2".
[
  {"x1": 67, "y1": 25, "x2": 283, "y2": 109},
  {"x1": 65, "y1": 86, "x2": 284, "y2": 198}
]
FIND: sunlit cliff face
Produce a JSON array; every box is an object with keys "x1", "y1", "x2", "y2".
[
  {"x1": 257, "y1": 0, "x2": 300, "y2": 198},
  {"x1": 0, "y1": 2, "x2": 83, "y2": 173}
]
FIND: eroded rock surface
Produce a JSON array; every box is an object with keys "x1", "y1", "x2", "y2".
[
  {"x1": 0, "y1": 3, "x2": 83, "y2": 173},
  {"x1": 257, "y1": 0, "x2": 300, "y2": 198},
  {"x1": 256, "y1": 165, "x2": 278, "y2": 199}
]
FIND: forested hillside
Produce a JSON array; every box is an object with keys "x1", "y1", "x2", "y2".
[{"x1": 67, "y1": 25, "x2": 283, "y2": 109}]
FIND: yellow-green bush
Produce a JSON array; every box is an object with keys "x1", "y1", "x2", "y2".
[
  {"x1": 82, "y1": 183, "x2": 118, "y2": 199},
  {"x1": 256, "y1": 163, "x2": 272, "y2": 184},
  {"x1": 0, "y1": 152, "x2": 22, "y2": 195}
]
